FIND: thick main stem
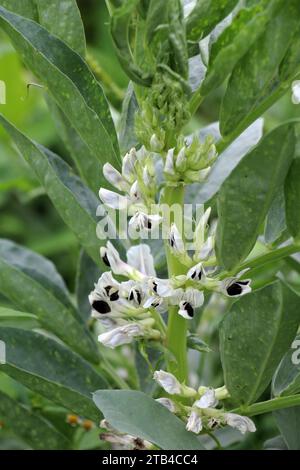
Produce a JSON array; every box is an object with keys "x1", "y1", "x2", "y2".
[{"x1": 161, "y1": 185, "x2": 188, "y2": 383}]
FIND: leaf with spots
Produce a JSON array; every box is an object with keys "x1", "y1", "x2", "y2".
[
  {"x1": 0, "y1": 390, "x2": 71, "y2": 449},
  {"x1": 0, "y1": 327, "x2": 107, "y2": 421},
  {"x1": 220, "y1": 281, "x2": 300, "y2": 405},
  {"x1": 216, "y1": 123, "x2": 296, "y2": 270},
  {"x1": 0, "y1": 239, "x2": 99, "y2": 363}
]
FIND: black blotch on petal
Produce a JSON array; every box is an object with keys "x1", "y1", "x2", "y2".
[
  {"x1": 226, "y1": 283, "x2": 243, "y2": 296},
  {"x1": 109, "y1": 291, "x2": 119, "y2": 301},
  {"x1": 183, "y1": 302, "x2": 194, "y2": 318},
  {"x1": 102, "y1": 252, "x2": 111, "y2": 267},
  {"x1": 92, "y1": 300, "x2": 111, "y2": 314}
]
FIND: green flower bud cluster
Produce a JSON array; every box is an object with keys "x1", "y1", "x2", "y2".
[
  {"x1": 164, "y1": 134, "x2": 217, "y2": 184},
  {"x1": 135, "y1": 73, "x2": 190, "y2": 150}
]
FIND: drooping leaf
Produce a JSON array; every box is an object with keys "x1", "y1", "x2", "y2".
[
  {"x1": 219, "y1": 281, "x2": 300, "y2": 405},
  {"x1": 0, "y1": 239, "x2": 99, "y2": 363},
  {"x1": 285, "y1": 158, "x2": 300, "y2": 242},
  {"x1": 76, "y1": 250, "x2": 102, "y2": 323},
  {"x1": 272, "y1": 335, "x2": 300, "y2": 397},
  {"x1": 0, "y1": 5, "x2": 120, "y2": 170},
  {"x1": 196, "y1": 118, "x2": 263, "y2": 203},
  {"x1": 186, "y1": 0, "x2": 238, "y2": 41},
  {"x1": 0, "y1": 115, "x2": 103, "y2": 264},
  {"x1": 201, "y1": 0, "x2": 283, "y2": 95},
  {"x1": 216, "y1": 123, "x2": 295, "y2": 270},
  {"x1": 35, "y1": 0, "x2": 86, "y2": 56},
  {"x1": 0, "y1": 327, "x2": 107, "y2": 421},
  {"x1": 93, "y1": 390, "x2": 205, "y2": 450},
  {"x1": 220, "y1": 0, "x2": 300, "y2": 137},
  {"x1": 0, "y1": 390, "x2": 71, "y2": 449}
]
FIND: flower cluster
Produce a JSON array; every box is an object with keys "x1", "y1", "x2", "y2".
[
  {"x1": 90, "y1": 154, "x2": 251, "y2": 347},
  {"x1": 153, "y1": 370, "x2": 256, "y2": 436}
]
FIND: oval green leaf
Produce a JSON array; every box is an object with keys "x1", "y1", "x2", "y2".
[{"x1": 220, "y1": 281, "x2": 300, "y2": 405}]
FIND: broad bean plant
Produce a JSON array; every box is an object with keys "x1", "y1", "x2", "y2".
[{"x1": 0, "y1": 0, "x2": 300, "y2": 451}]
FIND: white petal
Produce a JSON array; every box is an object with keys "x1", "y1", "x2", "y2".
[
  {"x1": 187, "y1": 262, "x2": 206, "y2": 282},
  {"x1": 127, "y1": 244, "x2": 156, "y2": 277},
  {"x1": 185, "y1": 288, "x2": 204, "y2": 308},
  {"x1": 225, "y1": 413, "x2": 256, "y2": 434},
  {"x1": 186, "y1": 411, "x2": 202, "y2": 434},
  {"x1": 99, "y1": 188, "x2": 128, "y2": 210},
  {"x1": 223, "y1": 279, "x2": 251, "y2": 297},
  {"x1": 129, "y1": 180, "x2": 142, "y2": 202},
  {"x1": 178, "y1": 306, "x2": 194, "y2": 320},
  {"x1": 122, "y1": 149, "x2": 136, "y2": 182},
  {"x1": 164, "y1": 148, "x2": 175, "y2": 175},
  {"x1": 197, "y1": 235, "x2": 214, "y2": 260},
  {"x1": 103, "y1": 163, "x2": 130, "y2": 192},
  {"x1": 98, "y1": 323, "x2": 142, "y2": 348},
  {"x1": 169, "y1": 223, "x2": 185, "y2": 254},
  {"x1": 194, "y1": 207, "x2": 211, "y2": 251},
  {"x1": 194, "y1": 388, "x2": 218, "y2": 409},
  {"x1": 156, "y1": 398, "x2": 176, "y2": 413},
  {"x1": 292, "y1": 80, "x2": 300, "y2": 104},
  {"x1": 153, "y1": 370, "x2": 181, "y2": 395}
]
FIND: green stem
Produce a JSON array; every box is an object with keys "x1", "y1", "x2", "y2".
[
  {"x1": 236, "y1": 244, "x2": 299, "y2": 276},
  {"x1": 161, "y1": 185, "x2": 188, "y2": 383},
  {"x1": 189, "y1": 89, "x2": 203, "y2": 115},
  {"x1": 233, "y1": 395, "x2": 300, "y2": 417}
]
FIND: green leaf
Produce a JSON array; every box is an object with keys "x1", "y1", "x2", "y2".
[
  {"x1": 35, "y1": 0, "x2": 86, "y2": 56},
  {"x1": 93, "y1": 390, "x2": 205, "y2": 450},
  {"x1": 33, "y1": 1, "x2": 102, "y2": 194},
  {"x1": 0, "y1": 327, "x2": 107, "y2": 421},
  {"x1": 219, "y1": 281, "x2": 300, "y2": 405},
  {"x1": 220, "y1": 0, "x2": 300, "y2": 137},
  {"x1": 0, "y1": 239, "x2": 99, "y2": 363},
  {"x1": 0, "y1": 0, "x2": 37, "y2": 20},
  {"x1": 263, "y1": 435, "x2": 288, "y2": 450},
  {"x1": 274, "y1": 407, "x2": 300, "y2": 450},
  {"x1": 201, "y1": 0, "x2": 282, "y2": 95},
  {"x1": 216, "y1": 123, "x2": 295, "y2": 270},
  {"x1": 118, "y1": 82, "x2": 139, "y2": 154},
  {"x1": 45, "y1": 98, "x2": 102, "y2": 194},
  {"x1": 264, "y1": 188, "x2": 287, "y2": 245},
  {"x1": 0, "y1": 390, "x2": 71, "y2": 449},
  {"x1": 76, "y1": 250, "x2": 102, "y2": 323},
  {"x1": 272, "y1": 335, "x2": 300, "y2": 397},
  {"x1": 285, "y1": 158, "x2": 300, "y2": 242},
  {"x1": 186, "y1": 0, "x2": 238, "y2": 41},
  {"x1": 196, "y1": 118, "x2": 263, "y2": 203},
  {"x1": 0, "y1": 306, "x2": 39, "y2": 329},
  {"x1": 0, "y1": 115, "x2": 103, "y2": 264},
  {"x1": 0, "y1": 5, "x2": 120, "y2": 169}
]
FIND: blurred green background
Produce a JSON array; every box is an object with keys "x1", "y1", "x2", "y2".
[{"x1": 0, "y1": 0, "x2": 299, "y2": 449}]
